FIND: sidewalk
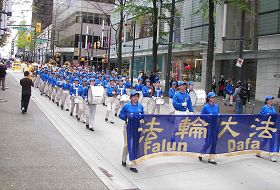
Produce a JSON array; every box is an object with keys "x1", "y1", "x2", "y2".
[
  {"x1": 9, "y1": 71, "x2": 280, "y2": 190},
  {"x1": 0, "y1": 73, "x2": 108, "y2": 189}
]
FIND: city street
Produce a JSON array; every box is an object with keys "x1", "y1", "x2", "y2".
[{"x1": 0, "y1": 71, "x2": 279, "y2": 190}]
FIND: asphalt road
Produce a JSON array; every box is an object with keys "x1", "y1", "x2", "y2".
[{"x1": 0, "y1": 72, "x2": 108, "y2": 190}]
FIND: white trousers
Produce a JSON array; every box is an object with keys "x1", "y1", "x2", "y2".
[
  {"x1": 105, "y1": 97, "x2": 120, "y2": 122},
  {"x1": 225, "y1": 94, "x2": 233, "y2": 105},
  {"x1": 175, "y1": 110, "x2": 191, "y2": 115},
  {"x1": 39, "y1": 79, "x2": 45, "y2": 93},
  {"x1": 60, "y1": 90, "x2": 70, "y2": 108},
  {"x1": 122, "y1": 123, "x2": 136, "y2": 168},
  {"x1": 51, "y1": 87, "x2": 57, "y2": 101},
  {"x1": 85, "y1": 104, "x2": 97, "y2": 129},
  {"x1": 55, "y1": 88, "x2": 63, "y2": 103},
  {"x1": 169, "y1": 98, "x2": 175, "y2": 114},
  {"x1": 142, "y1": 97, "x2": 156, "y2": 114}
]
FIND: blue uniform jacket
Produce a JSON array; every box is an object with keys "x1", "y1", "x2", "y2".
[
  {"x1": 142, "y1": 85, "x2": 152, "y2": 97},
  {"x1": 106, "y1": 85, "x2": 117, "y2": 97},
  {"x1": 124, "y1": 82, "x2": 131, "y2": 89},
  {"x1": 201, "y1": 103, "x2": 220, "y2": 114},
  {"x1": 117, "y1": 85, "x2": 127, "y2": 95},
  {"x1": 119, "y1": 102, "x2": 144, "y2": 121},
  {"x1": 102, "y1": 80, "x2": 110, "y2": 88},
  {"x1": 154, "y1": 87, "x2": 163, "y2": 97},
  {"x1": 169, "y1": 88, "x2": 176, "y2": 99},
  {"x1": 56, "y1": 79, "x2": 64, "y2": 88},
  {"x1": 134, "y1": 83, "x2": 144, "y2": 91},
  {"x1": 70, "y1": 84, "x2": 83, "y2": 96},
  {"x1": 259, "y1": 105, "x2": 277, "y2": 115},
  {"x1": 62, "y1": 83, "x2": 71, "y2": 91},
  {"x1": 81, "y1": 86, "x2": 89, "y2": 99},
  {"x1": 172, "y1": 91, "x2": 194, "y2": 112},
  {"x1": 51, "y1": 77, "x2": 58, "y2": 87}
]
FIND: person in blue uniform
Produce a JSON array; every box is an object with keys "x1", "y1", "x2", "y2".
[
  {"x1": 105, "y1": 79, "x2": 118, "y2": 124},
  {"x1": 119, "y1": 90, "x2": 144, "y2": 173},
  {"x1": 168, "y1": 81, "x2": 177, "y2": 114},
  {"x1": 153, "y1": 81, "x2": 164, "y2": 114},
  {"x1": 199, "y1": 92, "x2": 220, "y2": 165},
  {"x1": 77, "y1": 78, "x2": 88, "y2": 122},
  {"x1": 60, "y1": 77, "x2": 71, "y2": 111},
  {"x1": 116, "y1": 79, "x2": 127, "y2": 116},
  {"x1": 134, "y1": 78, "x2": 144, "y2": 103},
  {"x1": 69, "y1": 78, "x2": 83, "y2": 117},
  {"x1": 55, "y1": 74, "x2": 65, "y2": 106},
  {"x1": 124, "y1": 77, "x2": 131, "y2": 89},
  {"x1": 173, "y1": 81, "x2": 193, "y2": 115},
  {"x1": 256, "y1": 96, "x2": 277, "y2": 162},
  {"x1": 142, "y1": 79, "x2": 156, "y2": 114}
]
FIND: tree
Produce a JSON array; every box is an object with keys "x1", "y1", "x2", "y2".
[
  {"x1": 197, "y1": 0, "x2": 248, "y2": 92},
  {"x1": 125, "y1": 0, "x2": 182, "y2": 73},
  {"x1": 16, "y1": 21, "x2": 34, "y2": 51}
]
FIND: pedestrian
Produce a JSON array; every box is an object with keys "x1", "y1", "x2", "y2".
[
  {"x1": 224, "y1": 80, "x2": 234, "y2": 106},
  {"x1": 218, "y1": 75, "x2": 225, "y2": 96},
  {"x1": 199, "y1": 92, "x2": 219, "y2": 165},
  {"x1": 20, "y1": 71, "x2": 34, "y2": 114},
  {"x1": 0, "y1": 62, "x2": 7, "y2": 90},
  {"x1": 234, "y1": 81, "x2": 245, "y2": 114},
  {"x1": 172, "y1": 81, "x2": 194, "y2": 115},
  {"x1": 245, "y1": 80, "x2": 252, "y2": 104},
  {"x1": 211, "y1": 76, "x2": 216, "y2": 93},
  {"x1": 119, "y1": 90, "x2": 144, "y2": 173},
  {"x1": 256, "y1": 96, "x2": 277, "y2": 162}
]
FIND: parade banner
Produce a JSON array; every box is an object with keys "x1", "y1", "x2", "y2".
[{"x1": 126, "y1": 114, "x2": 280, "y2": 163}]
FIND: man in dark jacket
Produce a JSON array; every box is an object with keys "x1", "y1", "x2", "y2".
[
  {"x1": 0, "y1": 63, "x2": 7, "y2": 90},
  {"x1": 20, "y1": 71, "x2": 34, "y2": 113}
]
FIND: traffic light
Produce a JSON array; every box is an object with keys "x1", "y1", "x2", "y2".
[
  {"x1": 97, "y1": 41, "x2": 100, "y2": 49},
  {"x1": 36, "y1": 22, "x2": 41, "y2": 33},
  {"x1": 26, "y1": 35, "x2": 31, "y2": 42}
]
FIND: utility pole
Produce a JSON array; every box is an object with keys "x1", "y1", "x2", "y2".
[
  {"x1": 78, "y1": 18, "x2": 83, "y2": 65},
  {"x1": 130, "y1": 21, "x2": 136, "y2": 87},
  {"x1": 236, "y1": 9, "x2": 245, "y2": 82},
  {"x1": 164, "y1": 0, "x2": 176, "y2": 95}
]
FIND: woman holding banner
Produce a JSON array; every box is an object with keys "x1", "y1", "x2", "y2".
[
  {"x1": 199, "y1": 92, "x2": 220, "y2": 165},
  {"x1": 119, "y1": 90, "x2": 144, "y2": 173},
  {"x1": 256, "y1": 96, "x2": 277, "y2": 162}
]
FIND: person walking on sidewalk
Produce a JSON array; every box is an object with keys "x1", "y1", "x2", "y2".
[
  {"x1": 119, "y1": 90, "x2": 144, "y2": 173},
  {"x1": 0, "y1": 62, "x2": 7, "y2": 90},
  {"x1": 20, "y1": 71, "x2": 34, "y2": 114},
  {"x1": 224, "y1": 80, "x2": 234, "y2": 106}
]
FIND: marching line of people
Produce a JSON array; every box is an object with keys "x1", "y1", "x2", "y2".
[{"x1": 30, "y1": 66, "x2": 278, "y2": 174}]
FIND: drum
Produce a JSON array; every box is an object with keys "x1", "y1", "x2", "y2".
[
  {"x1": 74, "y1": 96, "x2": 83, "y2": 104},
  {"x1": 120, "y1": 94, "x2": 130, "y2": 102},
  {"x1": 87, "y1": 85, "x2": 105, "y2": 104},
  {"x1": 189, "y1": 89, "x2": 206, "y2": 106},
  {"x1": 155, "y1": 97, "x2": 165, "y2": 105}
]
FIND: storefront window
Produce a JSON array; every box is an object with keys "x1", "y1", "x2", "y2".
[
  {"x1": 133, "y1": 57, "x2": 145, "y2": 78},
  {"x1": 172, "y1": 52, "x2": 202, "y2": 82}
]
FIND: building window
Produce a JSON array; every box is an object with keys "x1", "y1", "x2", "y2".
[
  {"x1": 258, "y1": 0, "x2": 280, "y2": 36},
  {"x1": 138, "y1": 16, "x2": 152, "y2": 38},
  {"x1": 172, "y1": 52, "x2": 203, "y2": 82}
]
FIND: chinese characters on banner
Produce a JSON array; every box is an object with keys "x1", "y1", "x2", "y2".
[{"x1": 126, "y1": 114, "x2": 280, "y2": 163}]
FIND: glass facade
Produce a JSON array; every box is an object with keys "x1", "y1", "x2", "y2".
[{"x1": 258, "y1": 0, "x2": 280, "y2": 36}]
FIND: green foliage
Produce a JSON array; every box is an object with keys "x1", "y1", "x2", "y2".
[
  {"x1": 194, "y1": 0, "x2": 249, "y2": 20},
  {"x1": 16, "y1": 21, "x2": 34, "y2": 50}
]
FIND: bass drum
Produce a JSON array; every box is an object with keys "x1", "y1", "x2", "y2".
[
  {"x1": 120, "y1": 94, "x2": 130, "y2": 102},
  {"x1": 189, "y1": 89, "x2": 206, "y2": 106},
  {"x1": 87, "y1": 85, "x2": 105, "y2": 104}
]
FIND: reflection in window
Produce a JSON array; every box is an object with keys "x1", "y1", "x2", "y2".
[{"x1": 173, "y1": 53, "x2": 202, "y2": 82}]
